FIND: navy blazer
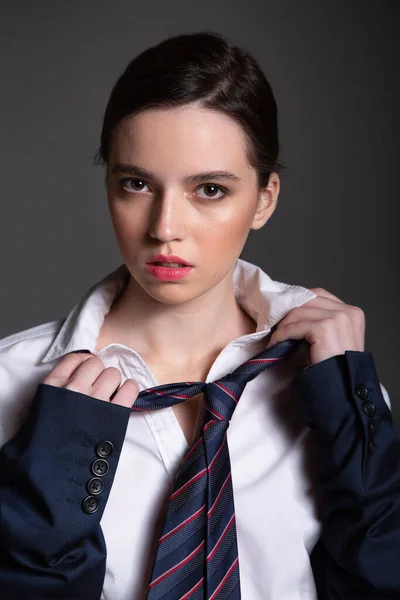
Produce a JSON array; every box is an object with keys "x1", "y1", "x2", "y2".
[{"x1": 1, "y1": 350, "x2": 400, "y2": 599}]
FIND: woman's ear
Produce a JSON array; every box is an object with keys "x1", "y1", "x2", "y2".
[{"x1": 251, "y1": 172, "x2": 280, "y2": 230}]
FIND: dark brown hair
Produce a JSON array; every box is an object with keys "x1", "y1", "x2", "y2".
[{"x1": 93, "y1": 31, "x2": 284, "y2": 188}]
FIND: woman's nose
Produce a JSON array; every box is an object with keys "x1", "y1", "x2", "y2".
[{"x1": 148, "y1": 194, "x2": 187, "y2": 242}]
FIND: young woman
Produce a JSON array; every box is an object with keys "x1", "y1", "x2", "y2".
[{"x1": 0, "y1": 31, "x2": 399, "y2": 600}]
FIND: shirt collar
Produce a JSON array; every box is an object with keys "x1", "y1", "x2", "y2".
[{"x1": 41, "y1": 259, "x2": 317, "y2": 364}]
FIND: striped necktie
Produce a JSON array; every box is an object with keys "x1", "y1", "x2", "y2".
[{"x1": 132, "y1": 338, "x2": 302, "y2": 599}]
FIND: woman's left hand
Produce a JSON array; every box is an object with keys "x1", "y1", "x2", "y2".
[{"x1": 266, "y1": 287, "x2": 366, "y2": 366}]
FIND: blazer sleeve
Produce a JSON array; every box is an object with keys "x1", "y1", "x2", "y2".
[
  {"x1": 0, "y1": 382, "x2": 131, "y2": 600},
  {"x1": 290, "y1": 350, "x2": 400, "y2": 599}
]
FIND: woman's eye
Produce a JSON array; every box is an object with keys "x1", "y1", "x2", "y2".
[
  {"x1": 119, "y1": 178, "x2": 150, "y2": 193},
  {"x1": 196, "y1": 183, "x2": 227, "y2": 201}
]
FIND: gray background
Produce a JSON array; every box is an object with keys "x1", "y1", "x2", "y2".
[{"x1": 1, "y1": 2, "x2": 399, "y2": 426}]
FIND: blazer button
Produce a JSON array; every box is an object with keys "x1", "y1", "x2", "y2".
[
  {"x1": 87, "y1": 477, "x2": 105, "y2": 495},
  {"x1": 368, "y1": 420, "x2": 376, "y2": 436},
  {"x1": 96, "y1": 440, "x2": 114, "y2": 458},
  {"x1": 368, "y1": 440, "x2": 375, "y2": 455},
  {"x1": 91, "y1": 458, "x2": 109, "y2": 477},
  {"x1": 82, "y1": 495, "x2": 99, "y2": 514},
  {"x1": 356, "y1": 384, "x2": 369, "y2": 400},
  {"x1": 362, "y1": 401, "x2": 376, "y2": 418}
]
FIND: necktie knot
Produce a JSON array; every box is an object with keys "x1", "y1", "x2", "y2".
[
  {"x1": 134, "y1": 339, "x2": 303, "y2": 418},
  {"x1": 203, "y1": 379, "x2": 246, "y2": 424}
]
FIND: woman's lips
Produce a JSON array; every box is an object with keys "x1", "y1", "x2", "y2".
[
  {"x1": 145, "y1": 263, "x2": 193, "y2": 281},
  {"x1": 146, "y1": 254, "x2": 192, "y2": 266}
]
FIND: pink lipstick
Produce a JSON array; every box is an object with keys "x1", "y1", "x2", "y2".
[{"x1": 145, "y1": 253, "x2": 194, "y2": 281}]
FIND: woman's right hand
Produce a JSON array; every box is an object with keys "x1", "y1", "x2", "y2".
[{"x1": 42, "y1": 352, "x2": 139, "y2": 409}]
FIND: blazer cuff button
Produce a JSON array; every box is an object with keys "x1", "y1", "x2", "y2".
[
  {"x1": 91, "y1": 458, "x2": 109, "y2": 477},
  {"x1": 82, "y1": 495, "x2": 99, "y2": 514},
  {"x1": 96, "y1": 440, "x2": 114, "y2": 458}
]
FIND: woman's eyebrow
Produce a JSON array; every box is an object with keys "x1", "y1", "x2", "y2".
[{"x1": 111, "y1": 163, "x2": 241, "y2": 183}]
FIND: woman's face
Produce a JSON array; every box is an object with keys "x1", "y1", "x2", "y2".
[{"x1": 105, "y1": 104, "x2": 279, "y2": 305}]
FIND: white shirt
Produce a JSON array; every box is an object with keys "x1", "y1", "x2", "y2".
[{"x1": 0, "y1": 258, "x2": 391, "y2": 600}]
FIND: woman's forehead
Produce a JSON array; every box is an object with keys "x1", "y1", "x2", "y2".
[{"x1": 110, "y1": 106, "x2": 252, "y2": 174}]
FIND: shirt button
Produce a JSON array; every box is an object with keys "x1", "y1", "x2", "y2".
[
  {"x1": 362, "y1": 401, "x2": 376, "y2": 418},
  {"x1": 356, "y1": 384, "x2": 369, "y2": 400},
  {"x1": 82, "y1": 496, "x2": 99, "y2": 514},
  {"x1": 91, "y1": 458, "x2": 109, "y2": 477},
  {"x1": 96, "y1": 440, "x2": 114, "y2": 458},
  {"x1": 87, "y1": 477, "x2": 104, "y2": 495}
]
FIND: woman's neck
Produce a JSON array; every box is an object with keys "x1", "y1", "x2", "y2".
[{"x1": 95, "y1": 271, "x2": 257, "y2": 367}]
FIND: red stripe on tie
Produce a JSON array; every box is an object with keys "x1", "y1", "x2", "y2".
[
  {"x1": 208, "y1": 472, "x2": 231, "y2": 517},
  {"x1": 207, "y1": 433, "x2": 227, "y2": 472},
  {"x1": 181, "y1": 435, "x2": 203, "y2": 463},
  {"x1": 246, "y1": 357, "x2": 280, "y2": 364},
  {"x1": 154, "y1": 391, "x2": 194, "y2": 399},
  {"x1": 207, "y1": 513, "x2": 235, "y2": 562},
  {"x1": 209, "y1": 557, "x2": 239, "y2": 600},
  {"x1": 159, "y1": 504, "x2": 205, "y2": 544},
  {"x1": 169, "y1": 468, "x2": 207, "y2": 500},
  {"x1": 204, "y1": 419, "x2": 217, "y2": 432},
  {"x1": 179, "y1": 577, "x2": 204, "y2": 600},
  {"x1": 149, "y1": 540, "x2": 205, "y2": 589},
  {"x1": 214, "y1": 382, "x2": 238, "y2": 403},
  {"x1": 170, "y1": 392, "x2": 199, "y2": 399},
  {"x1": 205, "y1": 405, "x2": 224, "y2": 420}
]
